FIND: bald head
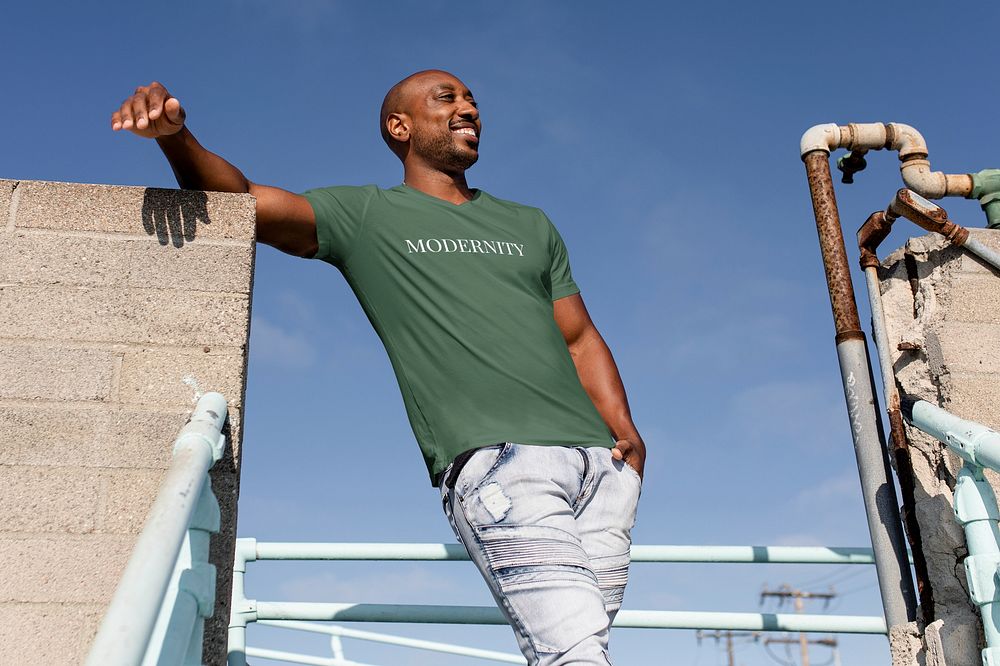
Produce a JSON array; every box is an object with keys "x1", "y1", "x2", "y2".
[{"x1": 379, "y1": 69, "x2": 474, "y2": 159}]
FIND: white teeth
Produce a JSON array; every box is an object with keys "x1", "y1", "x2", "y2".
[{"x1": 452, "y1": 127, "x2": 476, "y2": 136}]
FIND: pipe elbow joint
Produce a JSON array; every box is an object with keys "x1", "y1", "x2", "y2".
[
  {"x1": 887, "y1": 123, "x2": 929, "y2": 161},
  {"x1": 900, "y1": 161, "x2": 948, "y2": 198},
  {"x1": 971, "y1": 169, "x2": 1000, "y2": 229},
  {"x1": 800, "y1": 123, "x2": 841, "y2": 157},
  {"x1": 857, "y1": 211, "x2": 893, "y2": 269}
]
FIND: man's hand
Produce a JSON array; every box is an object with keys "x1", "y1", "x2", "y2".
[
  {"x1": 612, "y1": 436, "x2": 645, "y2": 480},
  {"x1": 111, "y1": 82, "x2": 186, "y2": 138}
]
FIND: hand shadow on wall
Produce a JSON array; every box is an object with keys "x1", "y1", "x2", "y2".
[{"x1": 141, "y1": 188, "x2": 211, "y2": 247}]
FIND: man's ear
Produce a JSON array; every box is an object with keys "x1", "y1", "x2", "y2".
[{"x1": 386, "y1": 113, "x2": 411, "y2": 143}]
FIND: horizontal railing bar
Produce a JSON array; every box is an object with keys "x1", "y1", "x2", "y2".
[
  {"x1": 258, "y1": 620, "x2": 527, "y2": 663},
  {"x1": 247, "y1": 541, "x2": 881, "y2": 564},
  {"x1": 253, "y1": 602, "x2": 887, "y2": 634}
]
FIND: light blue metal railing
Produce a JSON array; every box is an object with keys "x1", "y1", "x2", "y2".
[
  {"x1": 250, "y1": 620, "x2": 528, "y2": 665},
  {"x1": 228, "y1": 540, "x2": 889, "y2": 666},
  {"x1": 86, "y1": 392, "x2": 229, "y2": 666},
  {"x1": 903, "y1": 399, "x2": 1000, "y2": 666}
]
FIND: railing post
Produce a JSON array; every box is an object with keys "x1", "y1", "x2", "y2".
[
  {"x1": 228, "y1": 538, "x2": 258, "y2": 666},
  {"x1": 904, "y1": 400, "x2": 1000, "y2": 664},
  {"x1": 954, "y1": 465, "x2": 1000, "y2": 665}
]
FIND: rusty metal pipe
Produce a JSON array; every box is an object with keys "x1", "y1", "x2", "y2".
[
  {"x1": 858, "y1": 228, "x2": 935, "y2": 622},
  {"x1": 802, "y1": 150, "x2": 918, "y2": 630},
  {"x1": 803, "y1": 152, "x2": 864, "y2": 340},
  {"x1": 884, "y1": 189, "x2": 1000, "y2": 271},
  {"x1": 858, "y1": 211, "x2": 896, "y2": 271},
  {"x1": 889, "y1": 189, "x2": 970, "y2": 245}
]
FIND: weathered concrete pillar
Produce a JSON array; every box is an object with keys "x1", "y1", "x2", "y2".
[
  {"x1": 879, "y1": 229, "x2": 1000, "y2": 665},
  {"x1": 0, "y1": 179, "x2": 255, "y2": 665}
]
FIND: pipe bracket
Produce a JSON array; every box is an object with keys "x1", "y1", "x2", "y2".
[
  {"x1": 179, "y1": 562, "x2": 218, "y2": 618},
  {"x1": 964, "y1": 554, "x2": 1000, "y2": 607},
  {"x1": 954, "y1": 472, "x2": 1000, "y2": 523}
]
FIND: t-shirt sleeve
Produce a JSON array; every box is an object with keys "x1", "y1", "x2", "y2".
[
  {"x1": 541, "y1": 211, "x2": 581, "y2": 301},
  {"x1": 300, "y1": 185, "x2": 377, "y2": 266}
]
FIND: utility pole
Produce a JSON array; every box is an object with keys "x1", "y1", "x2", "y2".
[
  {"x1": 760, "y1": 585, "x2": 837, "y2": 666},
  {"x1": 763, "y1": 636, "x2": 838, "y2": 666},
  {"x1": 696, "y1": 629, "x2": 759, "y2": 666}
]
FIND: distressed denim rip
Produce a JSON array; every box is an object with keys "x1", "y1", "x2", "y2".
[{"x1": 440, "y1": 443, "x2": 642, "y2": 666}]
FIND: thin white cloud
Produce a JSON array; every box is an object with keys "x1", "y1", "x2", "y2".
[
  {"x1": 724, "y1": 379, "x2": 846, "y2": 451},
  {"x1": 792, "y1": 471, "x2": 859, "y2": 506},
  {"x1": 251, "y1": 316, "x2": 318, "y2": 368}
]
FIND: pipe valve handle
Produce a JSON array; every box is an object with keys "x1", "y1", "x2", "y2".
[{"x1": 836, "y1": 152, "x2": 867, "y2": 185}]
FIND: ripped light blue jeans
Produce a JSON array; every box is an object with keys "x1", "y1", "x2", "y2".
[{"x1": 439, "y1": 443, "x2": 642, "y2": 666}]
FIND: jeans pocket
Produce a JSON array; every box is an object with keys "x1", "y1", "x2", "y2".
[
  {"x1": 456, "y1": 442, "x2": 513, "y2": 501},
  {"x1": 622, "y1": 459, "x2": 642, "y2": 487}
]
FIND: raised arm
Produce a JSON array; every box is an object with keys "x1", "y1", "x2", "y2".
[
  {"x1": 111, "y1": 82, "x2": 317, "y2": 257},
  {"x1": 553, "y1": 293, "x2": 646, "y2": 479}
]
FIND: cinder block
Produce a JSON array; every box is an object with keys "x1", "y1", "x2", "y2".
[
  {"x1": 0, "y1": 602, "x2": 95, "y2": 664},
  {"x1": 127, "y1": 241, "x2": 254, "y2": 293},
  {"x1": 0, "y1": 466, "x2": 101, "y2": 534},
  {"x1": 3, "y1": 405, "x2": 240, "y2": 468},
  {"x1": 0, "y1": 286, "x2": 250, "y2": 347},
  {"x1": 14, "y1": 180, "x2": 255, "y2": 243},
  {"x1": 119, "y1": 348, "x2": 247, "y2": 408},
  {"x1": 0, "y1": 286, "x2": 121, "y2": 344},
  {"x1": 0, "y1": 232, "x2": 129, "y2": 287},
  {"x1": 4, "y1": 406, "x2": 187, "y2": 468},
  {"x1": 124, "y1": 290, "x2": 251, "y2": 347},
  {"x1": 0, "y1": 535, "x2": 133, "y2": 603},
  {"x1": 941, "y1": 373, "x2": 1000, "y2": 431},
  {"x1": 101, "y1": 469, "x2": 166, "y2": 534},
  {"x1": 932, "y1": 323, "x2": 1000, "y2": 375},
  {"x1": 0, "y1": 344, "x2": 114, "y2": 402},
  {"x1": 946, "y1": 275, "x2": 1000, "y2": 324},
  {"x1": 959, "y1": 229, "x2": 1000, "y2": 275}
]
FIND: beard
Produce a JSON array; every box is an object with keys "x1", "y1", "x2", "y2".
[{"x1": 411, "y1": 128, "x2": 479, "y2": 173}]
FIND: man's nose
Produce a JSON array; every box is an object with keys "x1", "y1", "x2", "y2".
[{"x1": 457, "y1": 100, "x2": 479, "y2": 120}]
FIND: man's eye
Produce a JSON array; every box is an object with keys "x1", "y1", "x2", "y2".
[{"x1": 439, "y1": 94, "x2": 455, "y2": 101}]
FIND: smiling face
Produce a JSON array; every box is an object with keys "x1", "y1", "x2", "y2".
[{"x1": 381, "y1": 70, "x2": 481, "y2": 174}]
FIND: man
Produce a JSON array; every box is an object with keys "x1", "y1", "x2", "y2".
[{"x1": 112, "y1": 70, "x2": 646, "y2": 665}]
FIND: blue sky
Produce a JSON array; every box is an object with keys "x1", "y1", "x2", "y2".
[{"x1": 3, "y1": 1, "x2": 999, "y2": 663}]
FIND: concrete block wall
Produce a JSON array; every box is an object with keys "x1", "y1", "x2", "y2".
[
  {"x1": 879, "y1": 229, "x2": 1000, "y2": 666},
  {"x1": 0, "y1": 179, "x2": 255, "y2": 664}
]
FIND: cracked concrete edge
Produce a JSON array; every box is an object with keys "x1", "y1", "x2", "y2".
[
  {"x1": 880, "y1": 231, "x2": 1000, "y2": 665},
  {"x1": 890, "y1": 621, "x2": 922, "y2": 666}
]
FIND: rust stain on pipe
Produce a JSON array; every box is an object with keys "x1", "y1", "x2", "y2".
[
  {"x1": 888, "y1": 407, "x2": 935, "y2": 624},
  {"x1": 803, "y1": 150, "x2": 863, "y2": 338},
  {"x1": 857, "y1": 211, "x2": 895, "y2": 270},
  {"x1": 890, "y1": 189, "x2": 970, "y2": 246}
]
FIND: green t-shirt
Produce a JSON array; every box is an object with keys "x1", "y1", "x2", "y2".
[{"x1": 301, "y1": 183, "x2": 614, "y2": 483}]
